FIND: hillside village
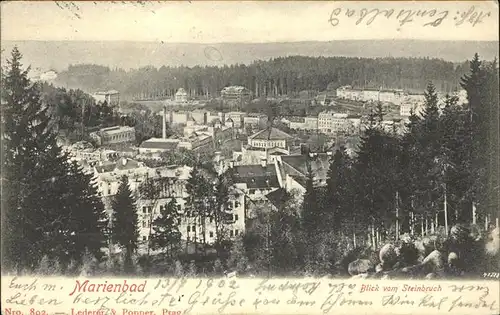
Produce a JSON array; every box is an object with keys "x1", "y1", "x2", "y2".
[
  {"x1": 61, "y1": 83, "x2": 468, "y2": 255},
  {"x1": 3, "y1": 47, "x2": 498, "y2": 279}
]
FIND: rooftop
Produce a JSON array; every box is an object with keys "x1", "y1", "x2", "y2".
[
  {"x1": 140, "y1": 138, "x2": 180, "y2": 150},
  {"x1": 94, "y1": 158, "x2": 145, "y2": 173},
  {"x1": 221, "y1": 86, "x2": 250, "y2": 92},
  {"x1": 249, "y1": 127, "x2": 294, "y2": 141},
  {"x1": 287, "y1": 116, "x2": 306, "y2": 123},
  {"x1": 95, "y1": 162, "x2": 116, "y2": 173},
  {"x1": 232, "y1": 164, "x2": 280, "y2": 189},
  {"x1": 280, "y1": 154, "x2": 330, "y2": 180},
  {"x1": 265, "y1": 188, "x2": 290, "y2": 209},
  {"x1": 100, "y1": 126, "x2": 135, "y2": 134},
  {"x1": 95, "y1": 90, "x2": 119, "y2": 95},
  {"x1": 246, "y1": 113, "x2": 267, "y2": 118}
]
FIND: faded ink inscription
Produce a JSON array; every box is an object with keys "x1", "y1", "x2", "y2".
[{"x1": 329, "y1": 5, "x2": 492, "y2": 29}]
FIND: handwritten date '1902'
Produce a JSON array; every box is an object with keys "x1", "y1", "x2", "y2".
[{"x1": 329, "y1": 5, "x2": 491, "y2": 29}]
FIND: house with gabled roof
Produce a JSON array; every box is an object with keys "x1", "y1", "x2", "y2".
[
  {"x1": 274, "y1": 152, "x2": 332, "y2": 194},
  {"x1": 247, "y1": 127, "x2": 294, "y2": 149}
]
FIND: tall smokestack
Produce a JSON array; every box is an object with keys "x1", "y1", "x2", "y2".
[{"x1": 162, "y1": 105, "x2": 167, "y2": 139}]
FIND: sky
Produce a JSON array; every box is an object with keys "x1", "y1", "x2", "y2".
[{"x1": 1, "y1": 1, "x2": 498, "y2": 43}]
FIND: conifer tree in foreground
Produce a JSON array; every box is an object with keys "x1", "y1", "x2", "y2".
[
  {"x1": 301, "y1": 165, "x2": 320, "y2": 236},
  {"x1": 324, "y1": 147, "x2": 351, "y2": 232},
  {"x1": 111, "y1": 176, "x2": 139, "y2": 271},
  {"x1": 460, "y1": 54, "x2": 499, "y2": 226},
  {"x1": 151, "y1": 198, "x2": 182, "y2": 257},
  {"x1": 1, "y1": 47, "x2": 107, "y2": 272}
]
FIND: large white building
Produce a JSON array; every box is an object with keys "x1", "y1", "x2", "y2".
[
  {"x1": 284, "y1": 116, "x2": 318, "y2": 131},
  {"x1": 92, "y1": 90, "x2": 120, "y2": 106},
  {"x1": 175, "y1": 88, "x2": 188, "y2": 103},
  {"x1": 274, "y1": 153, "x2": 331, "y2": 195},
  {"x1": 221, "y1": 86, "x2": 252, "y2": 108},
  {"x1": 232, "y1": 127, "x2": 296, "y2": 166},
  {"x1": 400, "y1": 101, "x2": 426, "y2": 117},
  {"x1": 135, "y1": 165, "x2": 246, "y2": 246},
  {"x1": 318, "y1": 111, "x2": 360, "y2": 135},
  {"x1": 243, "y1": 113, "x2": 268, "y2": 129},
  {"x1": 90, "y1": 126, "x2": 136, "y2": 146},
  {"x1": 231, "y1": 162, "x2": 280, "y2": 202},
  {"x1": 336, "y1": 86, "x2": 416, "y2": 106},
  {"x1": 247, "y1": 127, "x2": 294, "y2": 150}
]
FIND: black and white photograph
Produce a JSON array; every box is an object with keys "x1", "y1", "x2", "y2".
[{"x1": 1, "y1": 0, "x2": 499, "y2": 285}]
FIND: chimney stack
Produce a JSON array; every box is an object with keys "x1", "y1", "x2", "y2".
[{"x1": 162, "y1": 105, "x2": 167, "y2": 139}]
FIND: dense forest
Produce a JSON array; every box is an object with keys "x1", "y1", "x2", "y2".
[{"x1": 54, "y1": 56, "x2": 471, "y2": 101}]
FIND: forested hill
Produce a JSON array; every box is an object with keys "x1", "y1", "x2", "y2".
[
  {"x1": 2, "y1": 40, "x2": 498, "y2": 70},
  {"x1": 53, "y1": 56, "x2": 473, "y2": 100}
]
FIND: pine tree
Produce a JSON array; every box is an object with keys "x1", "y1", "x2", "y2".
[
  {"x1": 2, "y1": 47, "x2": 106, "y2": 272},
  {"x1": 185, "y1": 164, "x2": 213, "y2": 253},
  {"x1": 59, "y1": 161, "x2": 107, "y2": 265},
  {"x1": 269, "y1": 204, "x2": 302, "y2": 275},
  {"x1": 483, "y1": 60, "x2": 499, "y2": 224},
  {"x1": 459, "y1": 54, "x2": 495, "y2": 225},
  {"x1": 405, "y1": 82, "x2": 444, "y2": 233},
  {"x1": 212, "y1": 169, "x2": 233, "y2": 254},
  {"x1": 151, "y1": 198, "x2": 182, "y2": 256},
  {"x1": 374, "y1": 102, "x2": 386, "y2": 125},
  {"x1": 138, "y1": 177, "x2": 164, "y2": 256},
  {"x1": 324, "y1": 147, "x2": 351, "y2": 232},
  {"x1": 228, "y1": 236, "x2": 249, "y2": 274},
  {"x1": 111, "y1": 175, "x2": 139, "y2": 270},
  {"x1": 301, "y1": 165, "x2": 320, "y2": 235}
]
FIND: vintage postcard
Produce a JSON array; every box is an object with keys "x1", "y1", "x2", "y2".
[{"x1": 1, "y1": 1, "x2": 499, "y2": 315}]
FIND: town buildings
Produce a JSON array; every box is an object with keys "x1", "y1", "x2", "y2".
[
  {"x1": 225, "y1": 111, "x2": 246, "y2": 129},
  {"x1": 134, "y1": 165, "x2": 246, "y2": 246},
  {"x1": 284, "y1": 116, "x2": 319, "y2": 131},
  {"x1": 336, "y1": 86, "x2": 413, "y2": 105},
  {"x1": 318, "y1": 111, "x2": 361, "y2": 135},
  {"x1": 92, "y1": 90, "x2": 120, "y2": 106},
  {"x1": 90, "y1": 125, "x2": 136, "y2": 146},
  {"x1": 243, "y1": 113, "x2": 268, "y2": 129},
  {"x1": 93, "y1": 157, "x2": 151, "y2": 198},
  {"x1": 232, "y1": 161, "x2": 280, "y2": 202},
  {"x1": 316, "y1": 91, "x2": 337, "y2": 106},
  {"x1": 399, "y1": 99, "x2": 426, "y2": 116},
  {"x1": 65, "y1": 143, "x2": 120, "y2": 163},
  {"x1": 247, "y1": 127, "x2": 294, "y2": 150},
  {"x1": 139, "y1": 138, "x2": 180, "y2": 155},
  {"x1": 274, "y1": 153, "x2": 331, "y2": 195},
  {"x1": 221, "y1": 86, "x2": 252, "y2": 108},
  {"x1": 207, "y1": 112, "x2": 225, "y2": 125},
  {"x1": 233, "y1": 127, "x2": 296, "y2": 165},
  {"x1": 175, "y1": 88, "x2": 188, "y2": 103}
]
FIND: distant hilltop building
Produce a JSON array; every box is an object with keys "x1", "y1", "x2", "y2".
[
  {"x1": 29, "y1": 69, "x2": 58, "y2": 82},
  {"x1": 221, "y1": 86, "x2": 252, "y2": 108},
  {"x1": 92, "y1": 90, "x2": 120, "y2": 106},
  {"x1": 40, "y1": 70, "x2": 58, "y2": 81},
  {"x1": 336, "y1": 86, "x2": 412, "y2": 105},
  {"x1": 175, "y1": 88, "x2": 188, "y2": 103}
]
